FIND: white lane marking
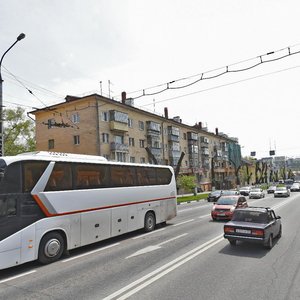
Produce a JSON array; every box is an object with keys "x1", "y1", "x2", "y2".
[
  {"x1": 126, "y1": 233, "x2": 188, "y2": 259},
  {"x1": 173, "y1": 219, "x2": 194, "y2": 227},
  {"x1": 0, "y1": 270, "x2": 37, "y2": 283},
  {"x1": 119, "y1": 238, "x2": 223, "y2": 299},
  {"x1": 272, "y1": 197, "x2": 295, "y2": 210},
  {"x1": 103, "y1": 234, "x2": 223, "y2": 300},
  {"x1": 61, "y1": 243, "x2": 120, "y2": 263},
  {"x1": 198, "y1": 214, "x2": 210, "y2": 219},
  {"x1": 178, "y1": 204, "x2": 212, "y2": 213},
  {"x1": 132, "y1": 228, "x2": 165, "y2": 240}
]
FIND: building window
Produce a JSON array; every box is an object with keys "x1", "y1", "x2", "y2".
[
  {"x1": 140, "y1": 157, "x2": 146, "y2": 163},
  {"x1": 138, "y1": 121, "x2": 144, "y2": 130},
  {"x1": 128, "y1": 118, "x2": 133, "y2": 128},
  {"x1": 139, "y1": 139, "x2": 145, "y2": 148},
  {"x1": 101, "y1": 111, "x2": 109, "y2": 122},
  {"x1": 183, "y1": 133, "x2": 187, "y2": 140},
  {"x1": 71, "y1": 112, "x2": 80, "y2": 124},
  {"x1": 130, "y1": 156, "x2": 135, "y2": 163},
  {"x1": 129, "y1": 137, "x2": 135, "y2": 147},
  {"x1": 116, "y1": 152, "x2": 126, "y2": 162},
  {"x1": 102, "y1": 133, "x2": 109, "y2": 143},
  {"x1": 48, "y1": 139, "x2": 54, "y2": 149},
  {"x1": 153, "y1": 141, "x2": 160, "y2": 148},
  {"x1": 47, "y1": 118, "x2": 55, "y2": 129},
  {"x1": 74, "y1": 135, "x2": 80, "y2": 145},
  {"x1": 115, "y1": 135, "x2": 124, "y2": 144}
]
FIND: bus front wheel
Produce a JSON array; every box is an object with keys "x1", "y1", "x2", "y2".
[
  {"x1": 38, "y1": 231, "x2": 65, "y2": 264},
  {"x1": 144, "y1": 211, "x2": 156, "y2": 232}
]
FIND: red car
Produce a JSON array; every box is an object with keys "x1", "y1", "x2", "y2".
[{"x1": 211, "y1": 195, "x2": 248, "y2": 221}]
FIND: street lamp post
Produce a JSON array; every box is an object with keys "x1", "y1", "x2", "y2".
[{"x1": 0, "y1": 33, "x2": 26, "y2": 156}]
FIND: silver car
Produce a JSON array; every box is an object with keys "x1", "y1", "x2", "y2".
[
  {"x1": 249, "y1": 188, "x2": 265, "y2": 199},
  {"x1": 274, "y1": 186, "x2": 290, "y2": 197}
]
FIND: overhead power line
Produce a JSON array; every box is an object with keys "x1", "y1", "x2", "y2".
[
  {"x1": 128, "y1": 44, "x2": 300, "y2": 101},
  {"x1": 139, "y1": 64, "x2": 300, "y2": 108}
]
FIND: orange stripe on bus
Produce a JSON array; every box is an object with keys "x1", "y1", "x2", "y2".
[
  {"x1": 32, "y1": 194, "x2": 176, "y2": 217},
  {"x1": 32, "y1": 194, "x2": 53, "y2": 217}
]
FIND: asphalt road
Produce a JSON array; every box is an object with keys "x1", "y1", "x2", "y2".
[{"x1": 0, "y1": 193, "x2": 300, "y2": 300}]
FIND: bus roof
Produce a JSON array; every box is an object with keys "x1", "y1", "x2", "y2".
[
  {"x1": 0, "y1": 151, "x2": 173, "y2": 170},
  {"x1": 18, "y1": 151, "x2": 107, "y2": 161}
]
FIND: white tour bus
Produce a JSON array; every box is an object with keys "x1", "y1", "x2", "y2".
[{"x1": 0, "y1": 151, "x2": 177, "y2": 270}]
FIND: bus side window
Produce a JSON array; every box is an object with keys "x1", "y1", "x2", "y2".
[
  {"x1": 0, "y1": 198, "x2": 16, "y2": 217},
  {"x1": 111, "y1": 166, "x2": 127, "y2": 187},
  {"x1": 7, "y1": 198, "x2": 17, "y2": 216},
  {"x1": 123, "y1": 167, "x2": 135, "y2": 186},
  {"x1": 0, "y1": 199, "x2": 6, "y2": 216},
  {"x1": 24, "y1": 172, "x2": 34, "y2": 192}
]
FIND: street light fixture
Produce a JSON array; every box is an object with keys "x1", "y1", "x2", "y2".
[{"x1": 0, "y1": 33, "x2": 26, "y2": 156}]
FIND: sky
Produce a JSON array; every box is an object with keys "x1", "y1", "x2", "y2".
[{"x1": 1, "y1": 0, "x2": 300, "y2": 159}]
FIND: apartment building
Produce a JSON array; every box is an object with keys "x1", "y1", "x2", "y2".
[{"x1": 31, "y1": 92, "x2": 241, "y2": 190}]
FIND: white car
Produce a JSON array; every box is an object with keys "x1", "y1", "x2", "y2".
[
  {"x1": 249, "y1": 188, "x2": 265, "y2": 199},
  {"x1": 290, "y1": 183, "x2": 300, "y2": 192},
  {"x1": 239, "y1": 186, "x2": 252, "y2": 196},
  {"x1": 274, "y1": 186, "x2": 290, "y2": 197}
]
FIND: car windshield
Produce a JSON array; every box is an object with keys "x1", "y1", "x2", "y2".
[
  {"x1": 276, "y1": 187, "x2": 286, "y2": 191},
  {"x1": 211, "y1": 191, "x2": 221, "y2": 196},
  {"x1": 216, "y1": 197, "x2": 236, "y2": 205},
  {"x1": 251, "y1": 189, "x2": 261, "y2": 192},
  {"x1": 232, "y1": 210, "x2": 268, "y2": 223},
  {"x1": 222, "y1": 190, "x2": 237, "y2": 195}
]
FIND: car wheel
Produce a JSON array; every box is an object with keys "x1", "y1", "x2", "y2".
[
  {"x1": 277, "y1": 226, "x2": 282, "y2": 238},
  {"x1": 265, "y1": 235, "x2": 273, "y2": 249},
  {"x1": 229, "y1": 240, "x2": 237, "y2": 246}
]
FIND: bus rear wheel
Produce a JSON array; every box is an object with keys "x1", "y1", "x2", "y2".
[
  {"x1": 38, "y1": 232, "x2": 65, "y2": 264},
  {"x1": 144, "y1": 211, "x2": 156, "y2": 232}
]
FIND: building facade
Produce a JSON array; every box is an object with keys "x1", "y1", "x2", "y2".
[{"x1": 31, "y1": 93, "x2": 241, "y2": 191}]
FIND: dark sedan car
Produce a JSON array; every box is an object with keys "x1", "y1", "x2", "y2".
[
  {"x1": 207, "y1": 190, "x2": 223, "y2": 202},
  {"x1": 267, "y1": 185, "x2": 277, "y2": 194},
  {"x1": 224, "y1": 207, "x2": 281, "y2": 249}
]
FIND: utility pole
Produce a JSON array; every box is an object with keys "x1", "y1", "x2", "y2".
[{"x1": 0, "y1": 33, "x2": 26, "y2": 156}]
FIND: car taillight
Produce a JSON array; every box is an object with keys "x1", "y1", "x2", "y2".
[
  {"x1": 224, "y1": 226, "x2": 235, "y2": 233},
  {"x1": 251, "y1": 229, "x2": 264, "y2": 237}
]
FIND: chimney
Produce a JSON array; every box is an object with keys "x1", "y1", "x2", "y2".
[
  {"x1": 164, "y1": 107, "x2": 169, "y2": 119},
  {"x1": 215, "y1": 128, "x2": 219, "y2": 135},
  {"x1": 121, "y1": 91, "x2": 126, "y2": 104},
  {"x1": 198, "y1": 122, "x2": 202, "y2": 129}
]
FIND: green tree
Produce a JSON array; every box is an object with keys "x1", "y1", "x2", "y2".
[
  {"x1": 3, "y1": 107, "x2": 35, "y2": 155},
  {"x1": 177, "y1": 175, "x2": 197, "y2": 195}
]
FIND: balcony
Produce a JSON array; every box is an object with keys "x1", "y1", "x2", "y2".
[
  {"x1": 109, "y1": 110, "x2": 129, "y2": 132},
  {"x1": 201, "y1": 149, "x2": 210, "y2": 156},
  {"x1": 148, "y1": 147, "x2": 162, "y2": 157},
  {"x1": 168, "y1": 134, "x2": 180, "y2": 142},
  {"x1": 146, "y1": 121, "x2": 161, "y2": 135},
  {"x1": 169, "y1": 150, "x2": 181, "y2": 159},
  {"x1": 110, "y1": 142, "x2": 129, "y2": 152},
  {"x1": 188, "y1": 145, "x2": 199, "y2": 154},
  {"x1": 110, "y1": 121, "x2": 128, "y2": 132},
  {"x1": 187, "y1": 132, "x2": 198, "y2": 141}
]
